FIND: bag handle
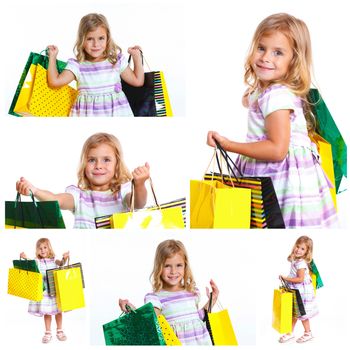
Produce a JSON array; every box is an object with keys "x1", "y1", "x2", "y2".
[
  {"x1": 279, "y1": 276, "x2": 291, "y2": 291},
  {"x1": 126, "y1": 50, "x2": 151, "y2": 71},
  {"x1": 207, "y1": 291, "x2": 224, "y2": 313},
  {"x1": 14, "y1": 191, "x2": 44, "y2": 228},
  {"x1": 129, "y1": 177, "x2": 160, "y2": 212}
]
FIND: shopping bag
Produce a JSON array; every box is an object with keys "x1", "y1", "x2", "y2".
[
  {"x1": 204, "y1": 142, "x2": 285, "y2": 228},
  {"x1": 12, "y1": 259, "x2": 39, "y2": 273},
  {"x1": 157, "y1": 314, "x2": 182, "y2": 345},
  {"x1": 54, "y1": 266, "x2": 85, "y2": 311},
  {"x1": 310, "y1": 259, "x2": 323, "y2": 290},
  {"x1": 9, "y1": 51, "x2": 70, "y2": 117},
  {"x1": 204, "y1": 293, "x2": 238, "y2": 345},
  {"x1": 5, "y1": 192, "x2": 65, "y2": 229},
  {"x1": 190, "y1": 179, "x2": 251, "y2": 228},
  {"x1": 7, "y1": 268, "x2": 43, "y2": 301},
  {"x1": 308, "y1": 88, "x2": 347, "y2": 193},
  {"x1": 103, "y1": 303, "x2": 166, "y2": 345},
  {"x1": 96, "y1": 198, "x2": 186, "y2": 229},
  {"x1": 280, "y1": 277, "x2": 306, "y2": 318},
  {"x1": 121, "y1": 54, "x2": 172, "y2": 116},
  {"x1": 272, "y1": 289, "x2": 292, "y2": 334},
  {"x1": 46, "y1": 262, "x2": 85, "y2": 296},
  {"x1": 27, "y1": 63, "x2": 77, "y2": 116},
  {"x1": 309, "y1": 133, "x2": 337, "y2": 209},
  {"x1": 110, "y1": 179, "x2": 185, "y2": 229}
]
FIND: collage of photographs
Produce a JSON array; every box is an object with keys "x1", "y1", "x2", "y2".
[{"x1": 0, "y1": 0, "x2": 348, "y2": 348}]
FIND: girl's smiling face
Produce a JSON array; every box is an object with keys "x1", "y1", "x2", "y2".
[
  {"x1": 294, "y1": 242, "x2": 308, "y2": 259},
  {"x1": 85, "y1": 143, "x2": 117, "y2": 191},
  {"x1": 252, "y1": 31, "x2": 294, "y2": 87},
  {"x1": 38, "y1": 243, "x2": 49, "y2": 258},
  {"x1": 83, "y1": 25, "x2": 107, "y2": 62},
  {"x1": 161, "y1": 253, "x2": 185, "y2": 291}
]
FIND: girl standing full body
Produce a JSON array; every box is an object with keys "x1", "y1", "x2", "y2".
[
  {"x1": 47, "y1": 13, "x2": 144, "y2": 117},
  {"x1": 279, "y1": 236, "x2": 318, "y2": 343},
  {"x1": 20, "y1": 238, "x2": 70, "y2": 343},
  {"x1": 119, "y1": 239, "x2": 219, "y2": 345},
  {"x1": 207, "y1": 13, "x2": 338, "y2": 228},
  {"x1": 16, "y1": 132, "x2": 150, "y2": 228}
]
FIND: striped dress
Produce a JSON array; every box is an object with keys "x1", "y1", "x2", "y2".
[
  {"x1": 144, "y1": 289, "x2": 212, "y2": 345},
  {"x1": 287, "y1": 259, "x2": 318, "y2": 320},
  {"x1": 28, "y1": 258, "x2": 60, "y2": 316},
  {"x1": 65, "y1": 53, "x2": 134, "y2": 117},
  {"x1": 65, "y1": 183, "x2": 131, "y2": 229},
  {"x1": 236, "y1": 84, "x2": 338, "y2": 228}
]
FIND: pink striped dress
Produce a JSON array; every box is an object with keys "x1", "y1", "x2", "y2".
[
  {"x1": 144, "y1": 289, "x2": 212, "y2": 345},
  {"x1": 65, "y1": 183, "x2": 131, "y2": 229},
  {"x1": 236, "y1": 84, "x2": 338, "y2": 228},
  {"x1": 28, "y1": 258, "x2": 60, "y2": 316},
  {"x1": 287, "y1": 259, "x2": 318, "y2": 320},
  {"x1": 65, "y1": 53, "x2": 134, "y2": 117}
]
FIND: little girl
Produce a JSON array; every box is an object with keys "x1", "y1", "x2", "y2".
[
  {"x1": 119, "y1": 239, "x2": 219, "y2": 345},
  {"x1": 47, "y1": 13, "x2": 144, "y2": 117},
  {"x1": 207, "y1": 13, "x2": 337, "y2": 228},
  {"x1": 20, "y1": 238, "x2": 69, "y2": 343},
  {"x1": 16, "y1": 132, "x2": 150, "y2": 228},
  {"x1": 279, "y1": 236, "x2": 318, "y2": 343}
]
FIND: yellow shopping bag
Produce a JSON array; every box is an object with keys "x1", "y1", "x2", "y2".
[
  {"x1": 54, "y1": 267, "x2": 85, "y2": 312},
  {"x1": 310, "y1": 133, "x2": 337, "y2": 210},
  {"x1": 157, "y1": 315, "x2": 182, "y2": 345},
  {"x1": 7, "y1": 268, "x2": 43, "y2": 301},
  {"x1": 190, "y1": 179, "x2": 251, "y2": 228},
  {"x1": 272, "y1": 289, "x2": 293, "y2": 334}
]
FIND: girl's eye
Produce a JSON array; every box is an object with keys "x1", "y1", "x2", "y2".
[
  {"x1": 88, "y1": 158, "x2": 95, "y2": 163},
  {"x1": 99, "y1": 36, "x2": 106, "y2": 41},
  {"x1": 257, "y1": 46, "x2": 265, "y2": 52},
  {"x1": 103, "y1": 158, "x2": 111, "y2": 162},
  {"x1": 273, "y1": 50, "x2": 283, "y2": 56}
]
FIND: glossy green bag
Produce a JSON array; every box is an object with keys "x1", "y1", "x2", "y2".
[
  {"x1": 103, "y1": 303, "x2": 166, "y2": 345},
  {"x1": 5, "y1": 192, "x2": 65, "y2": 229},
  {"x1": 308, "y1": 89, "x2": 347, "y2": 193}
]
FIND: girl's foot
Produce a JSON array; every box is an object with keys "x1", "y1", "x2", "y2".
[
  {"x1": 56, "y1": 329, "x2": 67, "y2": 341},
  {"x1": 279, "y1": 333, "x2": 295, "y2": 343},
  {"x1": 296, "y1": 331, "x2": 313, "y2": 343},
  {"x1": 42, "y1": 331, "x2": 52, "y2": 344}
]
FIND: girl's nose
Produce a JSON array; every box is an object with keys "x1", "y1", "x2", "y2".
[{"x1": 261, "y1": 51, "x2": 270, "y2": 62}]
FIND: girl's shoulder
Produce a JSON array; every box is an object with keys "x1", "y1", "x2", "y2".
[
  {"x1": 293, "y1": 258, "x2": 308, "y2": 269},
  {"x1": 259, "y1": 84, "x2": 294, "y2": 98}
]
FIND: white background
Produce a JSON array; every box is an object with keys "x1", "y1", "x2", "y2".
[{"x1": 0, "y1": 0, "x2": 349, "y2": 349}]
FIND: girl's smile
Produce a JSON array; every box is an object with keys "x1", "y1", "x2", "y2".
[
  {"x1": 294, "y1": 243, "x2": 307, "y2": 258},
  {"x1": 161, "y1": 253, "x2": 185, "y2": 291},
  {"x1": 85, "y1": 143, "x2": 117, "y2": 191},
  {"x1": 83, "y1": 26, "x2": 107, "y2": 62}
]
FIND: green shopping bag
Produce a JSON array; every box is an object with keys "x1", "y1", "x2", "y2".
[
  {"x1": 12, "y1": 258, "x2": 45, "y2": 291},
  {"x1": 308, "y1": 89, "x2": 347, "y2": 193},
  {"x1": 9, "y1": 51, "x2": 68, "y2": 117},
  {"x1": 5, "y1": 192, "x2": 65, "y2": 229},
  {"x1": 103, "y1": 303, "x2": 166, "y2": 345}
]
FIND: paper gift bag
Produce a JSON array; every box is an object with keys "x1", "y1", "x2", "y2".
[
  {"x1": 310, "y1": 259, "x2": 323, "y2": 295},
  {"x1": 157, "y1": 315, "x2": 182, "y2": 345},
  {"x1": 12, "y1": 259, "x2": 39, "y2": 273},
  {"x1": 7, "y1": 268, "x2": 43, "y2": 301},
  {"x1": 190, "y1": 179, "x2": 251, "y2": 228},
  {"x1": 103, "y1": 303, "x2": 166, "y2": 345},
  {"x1": 54, "y1": 267, "x2": 85, "y2": 311},
  {"x1": 5, "y1": 192, "x2": 65, "y2": 229},
  {"x1": 309, "y1": 133, "x2": 337, "y2": 209},
  {"x1": 27, "y1": 63, "x2": 77, "y2": 116},
  {"x1": 9, "y1": 51, "x2": 69, "y2": 117},
  {"x1": 122, "y1": 54, "x2": 172, "y2": 116},
  {"x1": 272, "y1": 289, "x2": 293, "y2": 334},
  {"x1": 308, "y1": 89, "x2": 347, "y2": 193},
  {"x1": 204, "y1": 294, "x2": 238, "y2": 345},
  {"x1": 46, "y1": 262, "x2": 85, "y2": 296},
  {"x1": 110, "y1": 179, "x2": 185, "y2": 229},
  {"x1": 95, "y1": 197, "x2": 186, "y2": 229}
]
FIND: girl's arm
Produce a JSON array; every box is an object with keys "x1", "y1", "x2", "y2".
[
  {"x1": 120, "y1": 46, "x2": 144, "y2": 87},
  {"x1": 127, "y1": 163, "x2": 150, "y2": 209},
  {"x1": 281, "y1": 268, "x2": 306, "y2": 284},
  {"x1": 208, "y1": 109, "x2": 291, "y2": 162},
  {"x1": 16, "y1": 177, "x2": 75, "y2": 210},
  {"x1": 55, "y1": 251, "x2": 70, "y2": 267},
  {"x1": 47, "y1": 45, "x2": 75, "y2": 88}
]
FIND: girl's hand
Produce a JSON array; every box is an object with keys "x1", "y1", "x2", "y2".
[
  {"x1": 118, "y1": 298, "x2": 136, "y2": 313},
  {"x1": 20, "y1": 252, "x2": 28, "y2": 259},
  {"x1": 127, "y1": 46, "x2": 142, "y2": 58},
  {"x1": 62, "y1": 251, "x2": 70, "y2": 261},
  {"x1": 47, "y1": 45, "x2": 59, "y2": 59},
  {"x1": 16, "y1": 177, "x2": 37, "y2": 196},
  {"x1": 206, "y1": 279, "x2": 219, "y2": 305},
  {"x1": 132, "y1": 162, "x2": 150, "y2": 185},
  {"x1": 207, "y1": 131, "x2": 229, "y2": 149}
]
